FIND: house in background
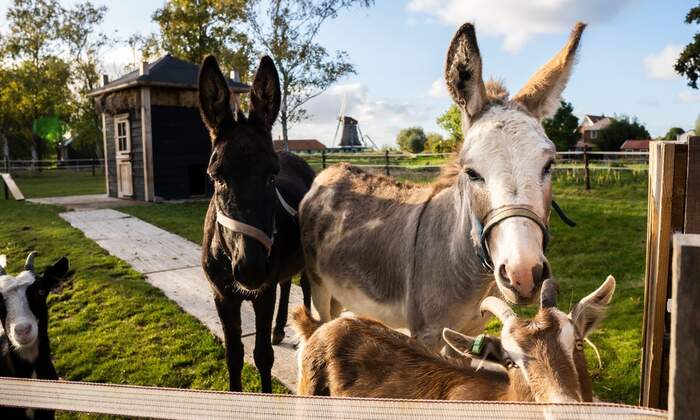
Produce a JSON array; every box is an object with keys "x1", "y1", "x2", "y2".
[
  {"x1": 89, "y1": 54, "x2": 249, "y2": 201},
  {"x1": 620, "y1": 139, "x2": 651, "y2": 152},
  {"x1": 577, "y1": 114, "x2": 614, "y2": 146},
  {"x1": 273, "y1": 139, "x2": 326, "y2": 153},
  {"x1": 678, "y1": 129, "x2": 696, "y2": 142}
]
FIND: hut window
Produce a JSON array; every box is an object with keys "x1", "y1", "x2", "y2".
[{"x1": 114, "y1": 115, "x2": 131, "y2": 154}]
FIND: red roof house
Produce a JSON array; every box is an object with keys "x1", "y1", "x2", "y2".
[
  {"x1": 620, "y1": 139, "x2": 651, "y2": 152},
  {"x1": 273, "y1": 139, "x2": 326, "y2": 153}
]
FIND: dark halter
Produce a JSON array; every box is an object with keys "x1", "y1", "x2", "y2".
[{"x1": 476, "y1": 200, "x2": 575, "y2": 271}]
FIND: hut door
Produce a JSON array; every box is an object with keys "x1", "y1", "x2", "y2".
[{"x1": 114, "y1": 115, "x2": 133, "y2": 197}]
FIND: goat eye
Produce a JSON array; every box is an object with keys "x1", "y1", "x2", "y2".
[
  {"x1": 575, "y1": 340, "x2": 584, "y2": 351},
  {"x1": 465, "y1": 168, "x2": 484, "y2": 182}
]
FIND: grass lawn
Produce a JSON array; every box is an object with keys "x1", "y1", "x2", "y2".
[
  {"x1": 10, "y1": 171, "x2": 105, "y2": 198},
  {"x1": 0, "y1": 199, "x2": 286, "y2": 418},
  {"x1": 121, "y1": 171, "x2": 648, "y2": 404}
]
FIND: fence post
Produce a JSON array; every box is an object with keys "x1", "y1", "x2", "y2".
[
  {"x1": 669, "y1": 234, "x2": 700, "y2": 419},
  {"x1": 384, "y1": 149, "x2": 390, "y2": 176},
  {"x1": 583, "y1": 147, "x2": 591, "y2": 190},
  {"x1": 321, "y1": 150, "x2": 326, "y2": 169}
]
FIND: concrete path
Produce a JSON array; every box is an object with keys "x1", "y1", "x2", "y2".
[
  {"x1": 59, "y1": 209, "x2": 304, "y2": 391},
  {"x1": 29, "y1": 194, "x2": 144, "y2": 210}
]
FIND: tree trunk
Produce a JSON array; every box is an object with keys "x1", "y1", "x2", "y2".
[
  {"x1": 281, "y1": 111, "x2": 289, "y2": 152},
  {"x1": 30, "y1": 134, "x2": 40, "y2": 172},
  {"x1": 1, "y1": 133, "x2": 8, "y2": 161}
]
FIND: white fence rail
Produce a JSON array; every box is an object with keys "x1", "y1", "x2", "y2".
[{"x1": 0, "y1": 378, "x2": 667, "y2": 420}]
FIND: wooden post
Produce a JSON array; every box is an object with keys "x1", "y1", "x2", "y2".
[
  {"x1": 669, "y1": 234, "x2": 700, "y2": 419},
  {"x1": 684, "y1": 137, "x2": 700, "y2": 234},
  {"x1": 641, "y1": 140, "x2": 688, "y2": 409},
  {"x1": 321, "y1": 150, "x2": 326, "y2": 169},
  {"x1": 384, "y1": 150, "x2": 390, "y2": 176},
  {"x1": 583, "y1": 147, "x2": 591, "y2": 190}
]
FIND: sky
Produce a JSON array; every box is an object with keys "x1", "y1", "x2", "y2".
[{"x1": 0, "y1": 0, "x2": 698, "y2": 146}]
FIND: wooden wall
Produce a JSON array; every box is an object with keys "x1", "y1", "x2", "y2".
[{"x1": 151, "y1": 106, "x2": 212, "y2": 200}]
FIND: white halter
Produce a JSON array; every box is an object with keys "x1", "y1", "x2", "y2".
[{"x1": 216, "y1": 187, "x2": 297, "y2": 255}]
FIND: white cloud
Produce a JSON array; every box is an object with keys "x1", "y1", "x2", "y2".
[
  {"x1": 272, "y1": 83, "x2": 442, "y2": 147},
  {"x1": 644, "y1": 45, "x2": 682, "y2": 79},
  {"x1": 679, "y1": 90, "x2": 700, "y2": 103},
  {"x1": 429, "y1": 78, "x2": 448, "y2": 98},
  {"x1": 406, "y1": 0, "x2": 636, "y2": 52}
]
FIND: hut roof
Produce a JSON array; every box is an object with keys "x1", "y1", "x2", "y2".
[{"x1": 89, "y1": 54, "x2": 249, "y2": 97}]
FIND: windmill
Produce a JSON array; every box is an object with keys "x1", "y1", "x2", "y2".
[{"x1": 331, "y1": 95, "x2": 377, "y2": 150}]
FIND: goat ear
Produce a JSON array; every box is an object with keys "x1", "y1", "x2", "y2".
[
  {"x1": 445, "y1": 23, "x2": 488, "y2": 126},
  {"x1": 442, "y1": 329, "x2": 505, "y2": 364},
  {"x1": 0, "y1": 255, "x2": 6, "y2": 275},
  {"x1": 512, "y1": 22, "x2": 586, "y2": 120},
  {"x1": 40, "y1": 257, "x2": 69, "y2": 290},
  {"x1": 569, "y1": 275, "x2": 615, "y2": 338},
  {"x1": 199, "y1": 55, "x2": 234, "y2": 134},
  {"x1": 248, "y1": 56, "x2": 281, "y2": 130}
]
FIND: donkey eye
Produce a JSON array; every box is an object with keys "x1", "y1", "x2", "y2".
[
  {"x1": 542, "y1": 161, "x2": 553, "y2": 177},
  {"x1": 465, "y1": 168, "x2": 484, "y2": 182}
]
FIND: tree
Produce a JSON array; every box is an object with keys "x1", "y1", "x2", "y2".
[
  {"x1": 247, "y1": 0, "x2": 373, "y2": 150},
  {"x1": 437, "y1": 104, "x2": 462, "y2": 145},
  {"x1": 424, "y1": 132, "x2": 457, "y2": 153},
  {"x1": 542, "y1": 101, "x2": 580, "y2": 151},
  {"x1": 396, "y1": 127, "x2": 427, "y2": 153},
  {"x1": 60, "y1": 1, "x2": 108, "y2": 158},
  {"x1": 150, "y1": 0, "x2": 252, "y2": 78},
  {"x1": 1, "y1": 0, "x2": 72, "y2": 163},
  {"x1": 664, "y1": 127, "x2": 685, "y2": 140},
  {"x1": 676, "y1": 3, "x2": 700, "y2": 89},
  {"x1": 596, "y1": 116, "x2": 651, "y2": 151}
]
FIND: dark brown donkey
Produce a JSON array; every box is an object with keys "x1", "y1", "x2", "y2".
[{"x1": 198, "y1": 55, "x2": 313, "y2": 392}]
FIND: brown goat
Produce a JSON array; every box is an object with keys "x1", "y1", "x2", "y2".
[{"x1": 292, "y1": 276, "x2": 615, "y2": 402}]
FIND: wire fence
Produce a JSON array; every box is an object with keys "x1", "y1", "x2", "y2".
[{"x1": 1, "y1": 158, "x2": 105, "y2": 176}]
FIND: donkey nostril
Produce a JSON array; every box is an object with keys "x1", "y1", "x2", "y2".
[
  {"x1": 15, "y1": 324, "x2": 32, "y2": 337},
  {"x1": 499, "y1": 264, "x2": 509, "y2": 282}
]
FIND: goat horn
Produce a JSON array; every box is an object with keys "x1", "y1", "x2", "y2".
[
  {"x1": 0, "y1": 255, "x2": 6, "y2": 275},
  {"x1": 540, "y1": 279, "x2": 559, "y2": 309},
  {"x1": 480, "y1": 296, "x2": 516, "y2": 324},
  {"x1": 24, "y1": 251, "x2": 38, "y2": 271}
]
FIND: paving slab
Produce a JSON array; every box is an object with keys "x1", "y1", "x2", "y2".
[
  {"x1": 59, "y1": 208, "x2": 304, "y2": 391},
  {"x1": 28, "y1": 194, "x2": 141, "y2": 210}
]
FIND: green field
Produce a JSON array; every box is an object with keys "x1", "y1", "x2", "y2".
[
  {"x1": 10, "y1": 171, "x2": 105, "y2": 198},
  {"x1": 0, "y1": 199, "x2": 286, "y2": 418},
  {"x1": 122, "y1": 171, "x2": 648, "y2": 404},
  {"x1": 0, "y1": 167, "x2": 648, "y2": 410}
]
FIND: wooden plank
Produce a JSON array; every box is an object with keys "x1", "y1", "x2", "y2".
[
  {"x1": 641, "y1": 141, "x2": 687, "y2": 408},
  {"x1": 1, "y1": 173, "x2": 24, "y2": 200},
  {"x1": 669, "y1": 234, "x2": 700, "y2": 420},
  {"x1": 684, "y1": 137, "x2": 700, "y2": 234},
  {"x1": 141, "y1": 86, "x2": 154, "y2": 202}
]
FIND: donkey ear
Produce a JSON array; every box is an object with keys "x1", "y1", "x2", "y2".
[
  {"x1": 512, "y1": 22, "x2": 586, "y2": 120},
  {"x1": 40, "y1": 257, "x2": 69, "y2": 290},
  {"x1": 249, "y1": 56, "x2": 281, "y2": 130},
  {"x1": 199, "y1": 55, "x2": 233, "y2": 133},
  {"x1": 569, "y1": 275, "x2": 615, "y2": 339},
  {"x1": 445, "y1": 23, "x2": 488, "y2": 124}
]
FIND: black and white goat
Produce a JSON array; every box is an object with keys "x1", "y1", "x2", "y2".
[{"x1": 0, "y1": 252, "x2": 69, "y2": 419}]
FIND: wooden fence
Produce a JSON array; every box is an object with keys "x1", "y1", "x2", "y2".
[{"x1": 641, "y1": 137, "x2": 700, "y2": 410}]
